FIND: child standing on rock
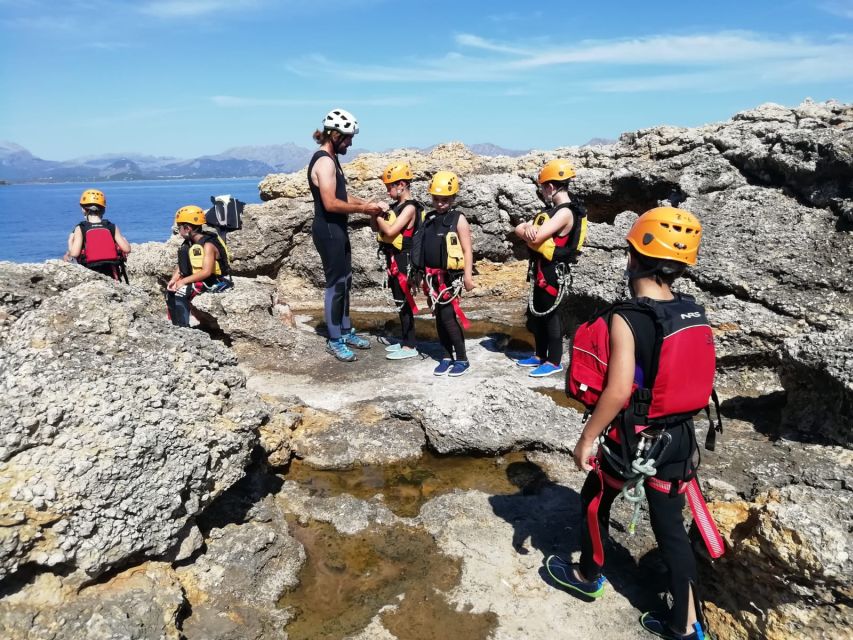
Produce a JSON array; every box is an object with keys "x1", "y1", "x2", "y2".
[
  {"x1": 412, "y1": 171, "x2": 474, "y2": 377},
  {"x1": 551, "y1": 206, "x2": 719, "y2": 640},
  {"x1": 373, "y1": 162, "x2": 424, "y2": 360},
  {"x1": 514, "y1": 160, "x2": 586, "y2": 378}
]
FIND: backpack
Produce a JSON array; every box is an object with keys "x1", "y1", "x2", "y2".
[
  {"x1": 205, "y1": 195, "x2": 244, "y2": 238},
  {"x1": 566, "y1": 295, "x2": 722, "y2": 463}
]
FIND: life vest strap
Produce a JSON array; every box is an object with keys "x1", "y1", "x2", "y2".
[
  {"x1": 424, "y1": 267, "x2": 470, "y2": 329},
  {"x1": 388, "y1": 255, "x2": 419, "y2": 314}
]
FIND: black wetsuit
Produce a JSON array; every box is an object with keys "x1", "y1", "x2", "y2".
[
  {"x1": 380, "y1": 200, "x2": 421, "y2": 349},
  {"x1": 308, "y1": 149, "x2": 352, "y2": 340},
  {"x1": 578, "y1": 302, "x2": 702, "y2": 632},
  {"x1": 525, "y1": 203, "x2": 576, "y2": 365},
  {"x1": 422, "y1": 209, "x2": 466, "y2": 361}
]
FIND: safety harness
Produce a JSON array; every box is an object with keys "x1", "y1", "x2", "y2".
[
  {"x1": 527, "y1": 201, "x2": 586, "y2": 317},
  {"x1": 568, "y1": 296, "x2": 725, "y2": 561},
  {"x1": 422, "y1": 267, "x2": 470, "y2": 329},
  {"x1": 378, "y1": 200, "x2": 423, "y2": 314}
]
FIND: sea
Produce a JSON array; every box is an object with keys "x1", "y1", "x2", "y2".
[{"x1": 0, "y1": 178, "x2": 264, "y2": 263}]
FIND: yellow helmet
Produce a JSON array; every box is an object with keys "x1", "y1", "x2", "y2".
[
  {"x1": 382, "y1": 162, "x2": 413, "y2": 184},
  {"x1": 538, "y1": 159, "x2": 576, "y2": 184},
  {"x1": 626, "y1": 207, "x2": 702, "y2": 266},
  {"x1": 428, "y1": 171, "x2": 459, "y2": 196},
  {"x1": 80, "y1": 189, "x2": 106, "y2": 208},
  {"x1": 175, "y1": 205, "x2": 205, "y2": 226}
]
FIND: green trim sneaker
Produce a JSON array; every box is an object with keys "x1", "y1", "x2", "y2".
[
  {"x1": 545, "y1": 555, "x2": 606, "y2": 599},
  {"x1": 342, "y1": 328, "x2": 370, "y2": 349},
  {"x1": 640, "y1": 612, "x2": 709, "y2": 640}
]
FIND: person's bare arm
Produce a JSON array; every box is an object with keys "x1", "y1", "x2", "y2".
[
  {"x1": 113, "y1": 226, "x2": 131, "y2": 254},
  {"x1": 572, "y1": 314, "x2": 635, "y2": 471},
  {"x1": 528, "y1": 207, "x2": 573, "y2": 247},
  {"x1": 376, "y1": 204, "x2": 415, "y2": 237},
  {"x1": 68, "y1": 227, "x2": 84, "y2": 258},
  {"x1": 311, "y1": 156, "x2": 383, "y2": 215}
]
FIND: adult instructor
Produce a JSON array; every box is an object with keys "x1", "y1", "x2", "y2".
[{"x1": 308, "y1": 108, "x2": 388, "y2": 361}]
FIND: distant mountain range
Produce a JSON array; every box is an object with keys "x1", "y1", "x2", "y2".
[{"x1": 0, "y1": 139, "x2": 611, "y2": 183}]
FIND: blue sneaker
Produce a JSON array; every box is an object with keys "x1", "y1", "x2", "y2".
[
  {"x1": 529, "y1": 362, "x2": 564, "y2": 378},
  {"x1": 326, "y1": 338, "x2": 356, "y2": 362},
  {"x1": 640, "y1": 612, "x2": 708, "y2": 640},
  {"x1": 516, "y1": 355, "x2": 542, "y2": 367},
  {"x1": 385, "y1": 342, "x2": 402, "y2": 352},
  {"x1": 342, "y1": 328, "x2": 370, "y2": 350},
  {"x1": 448, "y1": 360, "x2": 470, "y2": 377},
  {"x1": 544, "y1": 555, "x2": 607, "y2": 599},
  {"x1": 433, "y1": 359, "x2": 454, "y2": 376}
]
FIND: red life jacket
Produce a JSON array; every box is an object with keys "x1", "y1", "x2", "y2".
[
  {"x1": 78, "y1": 220, "x2": 121, "y2": 266},
  {"x1": 566, "y1": 294, "x2": 716, "y2": 427}
]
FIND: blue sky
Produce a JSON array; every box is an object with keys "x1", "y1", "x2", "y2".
[{"x1": 2, "y1": 0, "x2": 852, "y2": 160}]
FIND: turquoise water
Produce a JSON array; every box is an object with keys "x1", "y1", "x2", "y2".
[{"x1": 0, "y1": 178, "x2": 263, "y2": 263}]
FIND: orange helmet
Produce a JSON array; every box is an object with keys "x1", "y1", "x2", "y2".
[
  {"x1": 538, "y1": 159, "x2": 576, "y2": 184},
  {"x1": 626, "y1": 207, "x2": 702, "y2": 265},
  {"x1": 428, "y1": 171, "x2": 459, "y2": 196},
  {"x1": 80, "y1": 189, "x2": 106, "y2": 208},
  {"x1": 175, "y1": 205, "x2": 205, "y2": 226},
  {"x1": 382, "y1": 162, "x2": 413, "y2": 184}
]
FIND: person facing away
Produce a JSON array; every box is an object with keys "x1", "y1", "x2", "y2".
[
  {"x1": 166, "y1": 205, "x2": 233, "y2": 327},
  {"x1": 65, "y1": 189, "x2": 131, "y2": 281},
  {"x1": 417, "y1": 171, "x2": 474, "y2": 377},
  {"x1": 372, "y1": 162, "x2": 424, "y2": 361},
  {"x1": 556, "y1": 206, "x2": 714, "y2": 640},
  {"x1": 307, "y1": 107, "x2": 388, "y2": 362},
  {"x1": 513, "y1": 159, "x2": 586, "y2": 379}
]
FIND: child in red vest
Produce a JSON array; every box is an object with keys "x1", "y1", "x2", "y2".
[
  {"x1": 552, "y1": 207, "x2": 715, "y2": 640},
  {"x1": 65, "y1": 189, "x2": 131, "y2": 280}
]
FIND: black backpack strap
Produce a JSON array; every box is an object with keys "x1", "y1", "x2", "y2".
[{"x1": 704, "y1": 388, "x2": 723, "y2": 451}]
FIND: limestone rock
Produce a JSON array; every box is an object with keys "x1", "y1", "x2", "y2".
[
  {"x1": 0, "y1": 563, "x2": 185, "y2": 640},
  {"x1": 291, "y1": 403, "x2": 426, "y2": 469},
  {"x1": 0, "y1": 281, "x2": 265, "y2": 583},
  {"x1": 191, "y1": 276, "x2": 297, "y2": 347},
  {"x1": 779, "y1": 327, "x2": 853, "y2": 445},
  {"x1": 705, "y1": 484, "x2": 853, "y2": 640}
]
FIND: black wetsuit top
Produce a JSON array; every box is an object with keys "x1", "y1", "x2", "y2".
[{"x1": 308, "y1": 149, "x2": 348, "y2": 231}]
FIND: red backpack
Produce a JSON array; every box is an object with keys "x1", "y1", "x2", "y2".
[{"x1": 566, "y1": 295, "x2": 721, "y2": 451}]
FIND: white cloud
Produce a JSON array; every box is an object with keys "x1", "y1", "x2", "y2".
[
  {"x1": 290, "y1": 30, "x2": 853, "y2": 94},
  {"x1": 138, "y1": 0, "x2": 261, "y2": 18}
]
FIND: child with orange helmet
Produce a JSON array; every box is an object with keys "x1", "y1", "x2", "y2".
[
  {"x1": 65, "y1": 188, "x2": 132, "y2": 281},
  {"x1": 550, "y1": 205, "x2": 716, "y2": 640},
  {"x1": 373, "y1": 162, "x2": 424, "y2": 360}
]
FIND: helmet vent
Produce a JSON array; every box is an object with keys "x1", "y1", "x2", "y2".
[
  {"x1": 642, "y1": 233, "x2": 654, "y2": 245},
  {"x1": 674, "y1": 242, "x2": 687, "y2": 250}
]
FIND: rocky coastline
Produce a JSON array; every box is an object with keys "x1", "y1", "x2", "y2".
[{"x1": 1, "y1": 100, "x2": 851, "y2": 640}]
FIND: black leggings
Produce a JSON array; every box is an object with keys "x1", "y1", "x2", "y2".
[
  {"x1": 313, "y1": 220, "x2": 352, "y2": 340},
  {"x1": 435, "y1": 301, "x2": 466, "y2": 361},
  {"x1": 526, "y1": 286, "x2": 564, "y2": 364},
  {"x1": 579, "y1": 422, "x2": 700, "y2": 631},
  {"x1": 387, "y1": 251, "x2": 416, "y2": 348}
]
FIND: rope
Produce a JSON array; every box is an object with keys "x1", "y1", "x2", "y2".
[
  {"x1": 527, "y1": 262, "x2": 571, "y2": 317},
  {"x1": 377, "y1": 250, "x2": 407, "y2": 312},
  {"x1": 426, "y1": 273, "x2": 463, "y2": 306}
]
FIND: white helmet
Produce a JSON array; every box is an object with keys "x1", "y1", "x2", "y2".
[{"x1": 323, "y1": 108, "x2": 359, "y2": 135}]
